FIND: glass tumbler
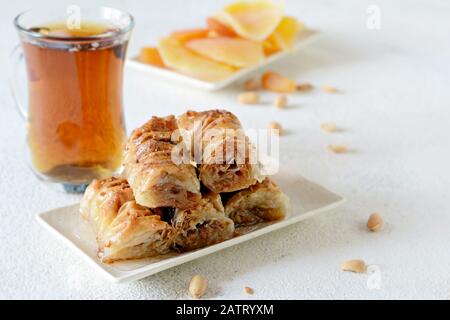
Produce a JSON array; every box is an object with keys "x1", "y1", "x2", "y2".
[{"x1": 10, "y1": 6, "x2": 134, "y2": 193}]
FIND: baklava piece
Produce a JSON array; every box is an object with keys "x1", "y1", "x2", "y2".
[
  {"x1": 177, "y1": 110, "x2": 264, "y2": 193},
  {"x1": 224, "y1": 178, "x2": 290, "y2": 226},
  {"x1": 80, "y1": 178, "x2": 176, "y2": 263},
  {"x1": 123, "y1": 115, "x2": 201, "y2": 209},
  {"x1": 172, "y1": 192, "x2": 235, "y2": 251}
]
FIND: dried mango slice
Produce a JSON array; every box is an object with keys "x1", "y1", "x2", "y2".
[
  {"x1": 215, "y1": 0, "x2": 283, "y2": 42},
  {"x1": 267, "y1": 16, "x2": 303, "y2": 51},
  {"x1": 139, "y1": 47, "x2": 166, "y2": 68},
  {"x1": 158, "y1": 37, "x2": 236, "y2": 82},
  {"x1": 262, "y1": 71, "x2": 296, "y2": 93},
  {"x1": 207, "y1": 17, "x2": 237, "y2": 37},
  {"x1": 263, "y1": 38, "x2": 281, "y2": 56},
  {"x1": 186, "y1": 37, "x2": 264, "y2": 68},
  {"x1": 170, "y1": 28, "x2": 209, "y2": 43}
]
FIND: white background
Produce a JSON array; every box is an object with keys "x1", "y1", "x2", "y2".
[{"x1": 1, "y1": 0, "x2": 449, "y2": 299}]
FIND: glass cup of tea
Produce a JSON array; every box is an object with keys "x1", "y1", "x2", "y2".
[{"x1": 10, "y1": 6, "x2": 134, "y2": 193}]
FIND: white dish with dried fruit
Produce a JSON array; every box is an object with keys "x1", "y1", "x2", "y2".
[
  {"x1": 127, "y1": 0, "x2": 318, "y2": 91},
  {"x1": 36, "y1": 109, "x2": 345, "y2": 283}
]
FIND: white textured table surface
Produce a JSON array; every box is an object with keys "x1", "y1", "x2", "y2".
[{"x1": 1, "y1": 0, "x2": 449, "y2": 300}]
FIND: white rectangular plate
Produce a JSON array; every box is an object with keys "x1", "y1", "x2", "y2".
[
  {"x1": 126, "y1": 29, "x2": 318, "y2": 91},
  {"x1": 36, "y1": 169, "x2": 344, "y2": 283}
]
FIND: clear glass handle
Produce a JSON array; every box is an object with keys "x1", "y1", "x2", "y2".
[{"x1": 9, "y1": 44, "x2": 28, "y2": 120}]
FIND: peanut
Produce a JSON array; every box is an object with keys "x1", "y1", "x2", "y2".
[
  {"x1": 244, "y1": 287, "x2": 254, "y2": 295},
  {"x1": 321, "y1": 122, "x2": 337, "y2": 133},
  {"x1": 367, "y1": 213, "x2": 384, "y2": 232},
  {"x1": 188, "y1": 275, "x2": 208, "y2": 299},
  {"x1": 243, "y1": 79, "x2": 259, "y2": 91},
  {"x1": 238, "y1": 91, "x2": 260, "y2": 105},
  {"x1": 328, "y1": 144, "x2": 347, "y2": 154},
  {"x1": 274, "y1": 95, "x2": 288, "y2": 109},
  {"x1": 297, "y1": 83, "x2": 314, "y2": 91},
  {"x1": 268, "y1": 122, "x2": 283, "y2": 135},
  {"x1": 341, "y1": 259, "x2": 366, "y2": 273},
  {"x1": 322, "y1": 85, "x2": 338, "y2": 93}
]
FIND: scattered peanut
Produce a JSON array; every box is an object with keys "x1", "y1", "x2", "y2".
[
  {"x1": 268, "y1": 122, "x2": 283, "y2": 135},
  {"x1": 238, "y1": 91, "x2": 260, "y2": 105},
  {"x1": 188, "y1": 275, "x2": 208, "y2": 299},
  {"x1": 367, "y1": 213, "x2": 384, "y2": 232},
  {"x1": 320, "y1": 122, "x2": 337, "y2": 133},
  {"x1": 243, "y1": 79, "x2": 259, "y2": 91},
  {"x1": 297, "y1": 83, "x2": 314, "y2": 92},
  {"x1": 244, "y1": 287, "x2": 254, "y2": 295},
  {"x1": 341, "y1": 259, "x2": 366, "y2": 273},
  {"x1": 322, "y1": 85, "x2": 338, "y2": 93},
  {"x1": 328, "y1": 144, "x2": 347, "y2": 154},
  {"x1": 274, "y1": 95, "x2": 288, "y2": 108}
]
